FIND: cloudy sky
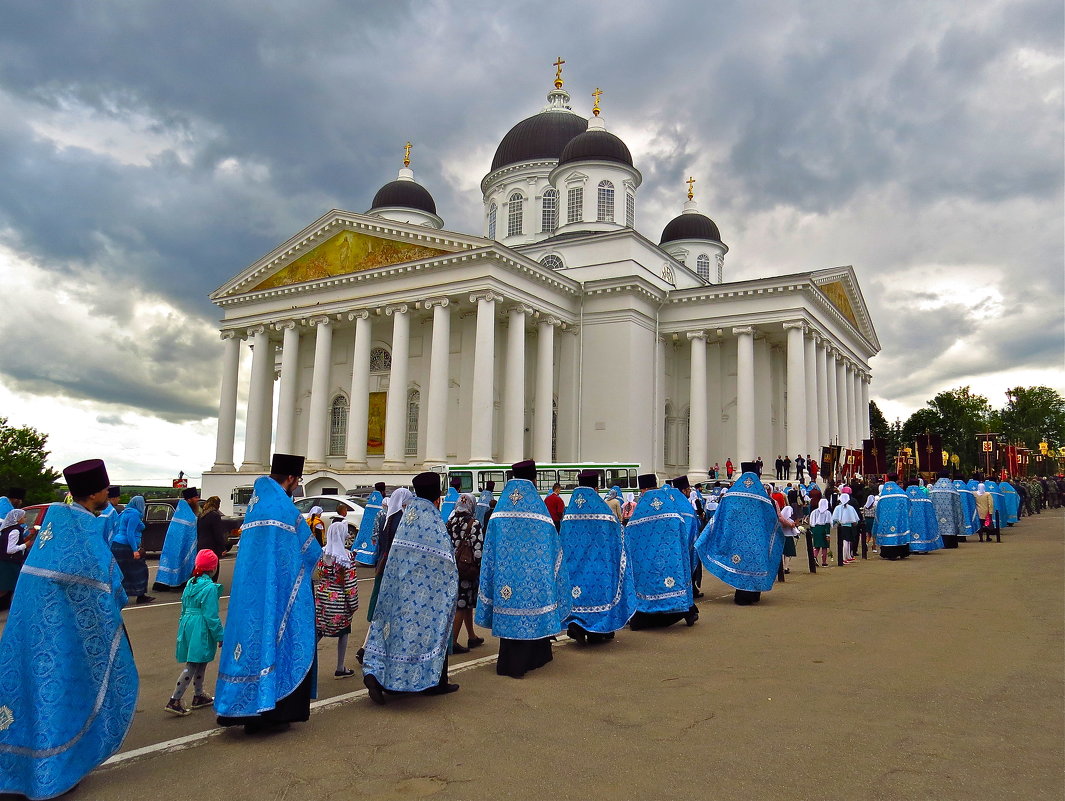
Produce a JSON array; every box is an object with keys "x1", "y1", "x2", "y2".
[{"x1": 0, "y1": 0, "x2": 1061, "y2": 483}]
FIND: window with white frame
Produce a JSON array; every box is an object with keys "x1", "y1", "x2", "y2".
[
  {"x1": 626, "y1": 193, "x2": 635, "y2": 228},
  {"x1": 567, "y1": 187, "x2": 583, "y2": 224},
  {"x1": 507, "y1": 193, "x2": 524, "y2": 237},
  {"x1": 329, "y1": 395, "x2": 348, "y2": 456},
  {"x1": 487, "y1": 203, "x2": 497, "y2": 239},
  {"x1": 696, "y1": 254, "x2": 710, "y2": 282},
  {"x1": 405, "y1": 389, "x2": 420, "y2": 456},
  {"x1": 541, "y1": 188, "x2": 558, "y2": 232},
  {"x1": 597, "y1": 180, "x2": 615, "y2": 222},
  {"x1": 540, "y1": 254, "x2": 564, "y2": 270}
]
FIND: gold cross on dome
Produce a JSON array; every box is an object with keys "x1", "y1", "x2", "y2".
[
  {"x1": 592, "y1": 87, "x2": 603, "y2": 116},
  {"x1": 403, "y1": 141, "x2": 412, "y2": 168},
  {"x1": 686, "y1": 176, "x2": 696, "y2": 201},
  {"x1": 553, "y1": 57, "x2": 565, "y2": 88}
]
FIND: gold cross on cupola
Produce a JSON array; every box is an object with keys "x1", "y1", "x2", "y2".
[
  {"x1": 403, "y1": 141, "x2": 412, "y2": 168},
  {"x1": 592, "y1": 87, "x2": 603, "y2": 116},
  {"x1": 687, "y1": 176, "x2": 696, "y2": 201},
  {"x1": 553, "y1": 57, "x2": 565, "y2": 88}
]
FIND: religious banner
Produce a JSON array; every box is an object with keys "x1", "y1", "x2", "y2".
[
  {"x1": 367, "y1": 391, "x2": 386, "y2": 455},
  {"x1": 915, "y1": 433, "x2": 944, "y2": 473},
  {"x1": 976, "y1": 433, "x2": 999, "y2": 475},
  {"x1": 863, "y1": 438, "x2": 887, "y2": 476},
  {"x1": 820, "y1": 446, "x2": 839, "y2": 479}
]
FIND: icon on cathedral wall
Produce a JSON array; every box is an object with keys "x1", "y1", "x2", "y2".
[{"x1": 367, "y1": 391, "x2": 386, "y2": 455}]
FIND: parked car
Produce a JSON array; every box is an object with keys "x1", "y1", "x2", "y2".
[
  {"x1": 20, "y1": 504, "x2": 50, "y2": 536},
  {"x1": 141, "y1": 499, "x2": 243, "y2": 554},
  {"x1": 294, "y1": 495, "x2": 366, "y2": 535}
]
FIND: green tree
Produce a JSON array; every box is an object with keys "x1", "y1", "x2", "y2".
[
  {"x1": 869, "y1": 400, "x2": 890, "y2": 441},
  {"x1": 1000, "y1": 386, "x2": 1065, "y2": 450},
  {"x1": 927, "y1": 387, "x2": 992, "y2": 470},
  {"x1": 0, "y1": 417, "x2": 61, "y2": 504}
]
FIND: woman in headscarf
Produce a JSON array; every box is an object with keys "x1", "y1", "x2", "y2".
[
  {"x1": 446, "y1": 493, "x2": 485, "y2": 653},
  {"x1": 0, "y1": 509, "x2": 32, "y2": 606},
  {"x1": 974, "y1": 483, "x2": 996, "y2": 542},
  {"x1": 308, "y1": 505, "x2": 326, "y2": 546},
  {"x1": 196, "y1": 495, "x2": 229, "y2": 559},
  {"x1": 112, "y1": 495, "x2": 154, "y2": 604},
  {"x1": 832, "y1": 490, "x2": 861, "y2": 564},
  {"x1": 779, "y1": 505, "x2": 799, "y2": 573},
  {"x1": 621, "y1": 492, "x2": 637, "y2": 525},
  {"x1": 357, "y1": 487, "x2": 413, "y2": 664},
  {"x1": 809, "y1": 498, "x2": 833, "y2": 567},
  {"x1": 313, "y1": 501, "x2": 360, "y2": 679},
  {"x1": 605, "y1": 486, "x2": 624, "y2": 522}
]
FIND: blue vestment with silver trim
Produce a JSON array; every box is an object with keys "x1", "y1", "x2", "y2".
[
  {"x1": 475, "y1": 479, "x2": 570, "y2": 639},
  {"x1": 907, "y1": 485, "x2": 943, "y2": 552},
  {"x1": 0, "y1": 498, "x2": 12, "y2": 519},
  {"x1": 155, "y1": 498, "x2": 198, "y2": 587},
  {"x1": 696, "y1": 472, "x2": 784, "y2": 593},
  {"x1": 440, "y1": 487, "x2": 459, "y2": 521},
  {"x1": 625, "y1": 488, "x2": 693, "y2": 613},
  {"x1": 363, "y1": 497, "x2": 458, "y2": 691},
  {"x1": 953, "y1": 480, "x2": 976, "y2": 536},
  {"x1": 873, "y1": 482, "x2": 910, "y2": 547},
  {"x1": 98, "y1": 504, "x2": 117, "y2": 544},
  {"x1": 930, "y1": 478, "x2": 965, "y2": 541},
  {"x1": 559, "y1": 487, "x2": 636, "y2": 634},
  {"x1": 475, "y1": 489, "x2": 494, "y2": 527},
  {"x1": 0, "y1": 503, "x2": 138, "y2": 800},
  {"x1": 985, "y1": 481, "x2": 1005, "y2": 525},
  {"x1": 999, "y1": 481, "x2": 1020, "y2": 524},
  {"x1": 353, "y1": 491, "x2": 383, "y2": 566},
  {"x1": 664, "y1": 485, "x2": 701, "y2": 572},
  {"x1": 214, "y1": 476, "x2": 322, "y2": 718}
]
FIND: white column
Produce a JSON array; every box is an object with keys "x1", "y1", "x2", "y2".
[
  {"x1": 259, "y1": 352, "x2": 276, "y2": 467},
  {"x1": 557, "y1": 326, "x2": 579, "y2": 463},
  {"x1": 861, "y1": 372, "x2": 871, "y2": 440},
  {"x1": 707, "y1": 338, "x2": 723, "y2": 471},
  {"x1": 835, "y1": 356, "x2": 847, "y2": 449},
  {"x1": 803, "y1": 329, "x2": 817, "y2": 452},
  {"x1": 502, "y1": 305, "x2": 530, "y2": 463},
  {"x1": 423, "y1": 298, "x2": 451, "y2": 466},
  {"x1": 274, "y1": 321, "x2": 300, "y2": 454},
  {"x1": 853, "y1": 367, "x2": 864, "y2": 444},
  {"x1": 754, "y1": 336, "x2": 772, "y2": 469},
  {"x1": 656, "y1": 335, "x2": 667, "y2": 473},
  {"x1": 816, "y1": 337, "x2": 830, "y2": 449},
  {"x1": 345, "y1": 311, "x2": 372, "y2": 469},
  {"x1": 469, "y1": 292, "x2": 502, "y2": 463},
  {"x1": 784, "y1": 321, "x2": 808, "y2": 465},
  {"x1": 383, "y1": 304, "x2": 410, "y2": 468},
  {"x1": 733, "y1": 326, "x2": 755, "y2": 464},
  {"x1": 213, "y1": 331, "x2": 243, "y2": 470},
  {"x1": 534, "y1": 316, "x2": 558, "y2": 464},
  {"x1": 687, "y1": 331, "x2": 708, "y2": 476},
  {"x1": 826, "y1": 347, "x2": 839, "y2": 444},
  {"x1": 304, "y1": 316, "x2": 334, "y2": 468},
  {"x1": 241, "y1": 325, "x2": 271, "y2": 471},
  {"x1": 844, "y1": 362, "x2": 857, "y2": 448}
]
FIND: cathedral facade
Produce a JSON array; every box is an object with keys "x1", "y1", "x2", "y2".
[{"x1": 202, "y1": 72, "x2": 880, "y2": 502}]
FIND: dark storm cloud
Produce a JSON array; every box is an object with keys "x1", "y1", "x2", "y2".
[{"x1": 0, "y1": 0, "x2": 1060, "y2": 421}]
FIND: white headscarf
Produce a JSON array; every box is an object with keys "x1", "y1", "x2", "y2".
[
  {"x1": 976, "y1": 483, "x2": 987, "y2": 496},
  {"x1": 322, "y1": 519, "x2": 352, "y2": 567},
  {"x1": 386, "y1": 487, "x2": 413, "y2": 521},
  {"x1": 2, "y1": 509, "x2": 25, "y2": 529},
  {"x1": 309, "y1": 505, "x2": 324, "y2": 517},
  {"x1": 809, "y1": 498, "x2": 832, "y2": 526},
  {"x1": 780, "y1": 505, "x2": 795, "y2": 524}
]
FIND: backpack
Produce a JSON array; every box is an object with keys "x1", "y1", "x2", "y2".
[{"x1": 454, "y1": 517, "x2": 479, "y2": 583}]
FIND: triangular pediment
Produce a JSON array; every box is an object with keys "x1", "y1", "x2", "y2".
[
  {"x1": 212, "y1": 210, "x2": 488, "y2": 300},
  {"x1": 812, "y1": 266, "x2": 881, "y2": 351}
]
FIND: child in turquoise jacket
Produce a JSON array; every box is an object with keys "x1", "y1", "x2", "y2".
[{"x1": 165, "y1": 549, "x2": 224, "y2": 716}]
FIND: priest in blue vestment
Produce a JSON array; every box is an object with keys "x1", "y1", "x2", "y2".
[
  {"x1": 353, "y1": 483, "x2": 385, "y2": 566},
  {"x1": 985, "y1": 480, "x2": 1005, "y2": 530},
  {"x1": 475, "y1": 481, "x2": 495, "y2": 527},
  {"x1": 0, "y1": 459, "x2": 138, "y2": 799},
  {"x1": 930, "y1": 472, "x2": 965, "y2": 549},
  {"x1": 440, "y1": 477, "x2": 461, "y2": 521},
  {"x1": 626, "y1": 473, "x2": 699, "y2": 628},
  {"x1": 216, "y1": 454, "x2": 322, "y2": 733},
  {"x1": 999, "y1": 479, "x2": 1020, "y2": 526},
  {"x1": 559, "y1": 470, "x2": 636, "y2": 644},
  {"x1": 906, "y1": 483, "x2": 943, "y2": 553},
  {"x1": 696, "y1": 463, "x2": 785, "y2": 606},
  {"x1": 97, "y1": 486, "x2": 121, "y2": 543},
  {"x1": 873, "y1": 476, "x2": 911, "y2": 560},
  {"x1": 476, "y1": 460, "x2": 571, "y2": 678},
  {"x1": 953, "y1": 478, "x2": 977, "y2": 539},
  {"x1": 363, "y1": 472, "x2": 459, "y2": 703},
  {"x1": 153, "y1": 487, "x2": 201, "y2": 591},
  {"x1": 669, "y1": 475, "x2": 704, "y2": 598}
]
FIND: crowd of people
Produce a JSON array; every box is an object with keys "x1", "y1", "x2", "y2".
[{"x1": 0, "y1": 456, "x2": 1057, "y2": 798}]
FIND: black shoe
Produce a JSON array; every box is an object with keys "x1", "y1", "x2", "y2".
[
  {"x1": 467, "y1": 636, "x2": 485, "y2": 649},
  {"x1": 422, "y1": 682, "x2": 460, "y2": 696},
  {"x1": 452, "y1": 642, "x2": 470, "y2": 654},
  {"x1": 693, "y1": 589, "x2": 704, "y2": 599},
  {"x1": 684, "y1": 608, "x2": 699, "y2": 627},
  {"x1": 364, "y1": 674, "x2": 386, "y2": 706},
  {"x1": 355, "y1": 647, "x2": 365, "y2": 665},
  {"x1": 136, "y1": 595, "x2": 156, "y2": 604},
  {"x1": 567, "y1": 623, "x2": 587, "y2": 645},
  {"x1": 334, "y1": 668, "x2": 356, "y2": 679}
]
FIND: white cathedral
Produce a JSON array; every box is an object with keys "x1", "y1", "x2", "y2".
[{"x1": 202, "y1": 67, "x2": 880, "y2": 502}]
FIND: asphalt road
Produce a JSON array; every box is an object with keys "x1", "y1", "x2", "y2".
[{"x1": 3, "y1": 510, "x2": 1063, "y2": 800}]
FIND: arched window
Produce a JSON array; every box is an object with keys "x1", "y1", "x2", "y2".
[
  {"x1": 597, "y1": 180, "x2": 615, "y2": 222},
  {"x1": 567, "y1": 187, "x2": 583, "y2": 224},
  {"x1": 507, "y1": 193, "x2": 524, "y2": 237},
  {"x1": 540, "y1": 254, "x2": 564, "y2": 270},
  {"x1": 405, "y1": 389, "x2": 420, "y2": 456},
  {"x1": 696, "y1": 254, "x2": 710, "y2": 282},
  {"x1": 664, "y1": 402, "x2": 674, "y2": 465},
  {"x1": 626, "y1": 193, "x2": 635, "y2": 228},
  {"x1": 487, "y1": 203, "x2": 497, "y2": 240},
  {"x1": 369, "y1": 347, "x2": 391, "y2": 373},
  {"x1": 541, "y1": 188, "x2": 558, "y2": 232},
  {"x1": 329, "y1": 395, "x2": 348, "y2": 456}
]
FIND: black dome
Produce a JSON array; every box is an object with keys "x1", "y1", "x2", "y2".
[
  {"x1": 660, "y1": 212, "x2": 723, "y2": 245},
  {"x1": 491, "y1": 112, "x2": 588, "y2": 171},
  {"x1": 558, "y1": 129, "x2": 633, "y2": 167},
  {"x1": 371, "y1": 180, "x2": 436, "y2": 215}
]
